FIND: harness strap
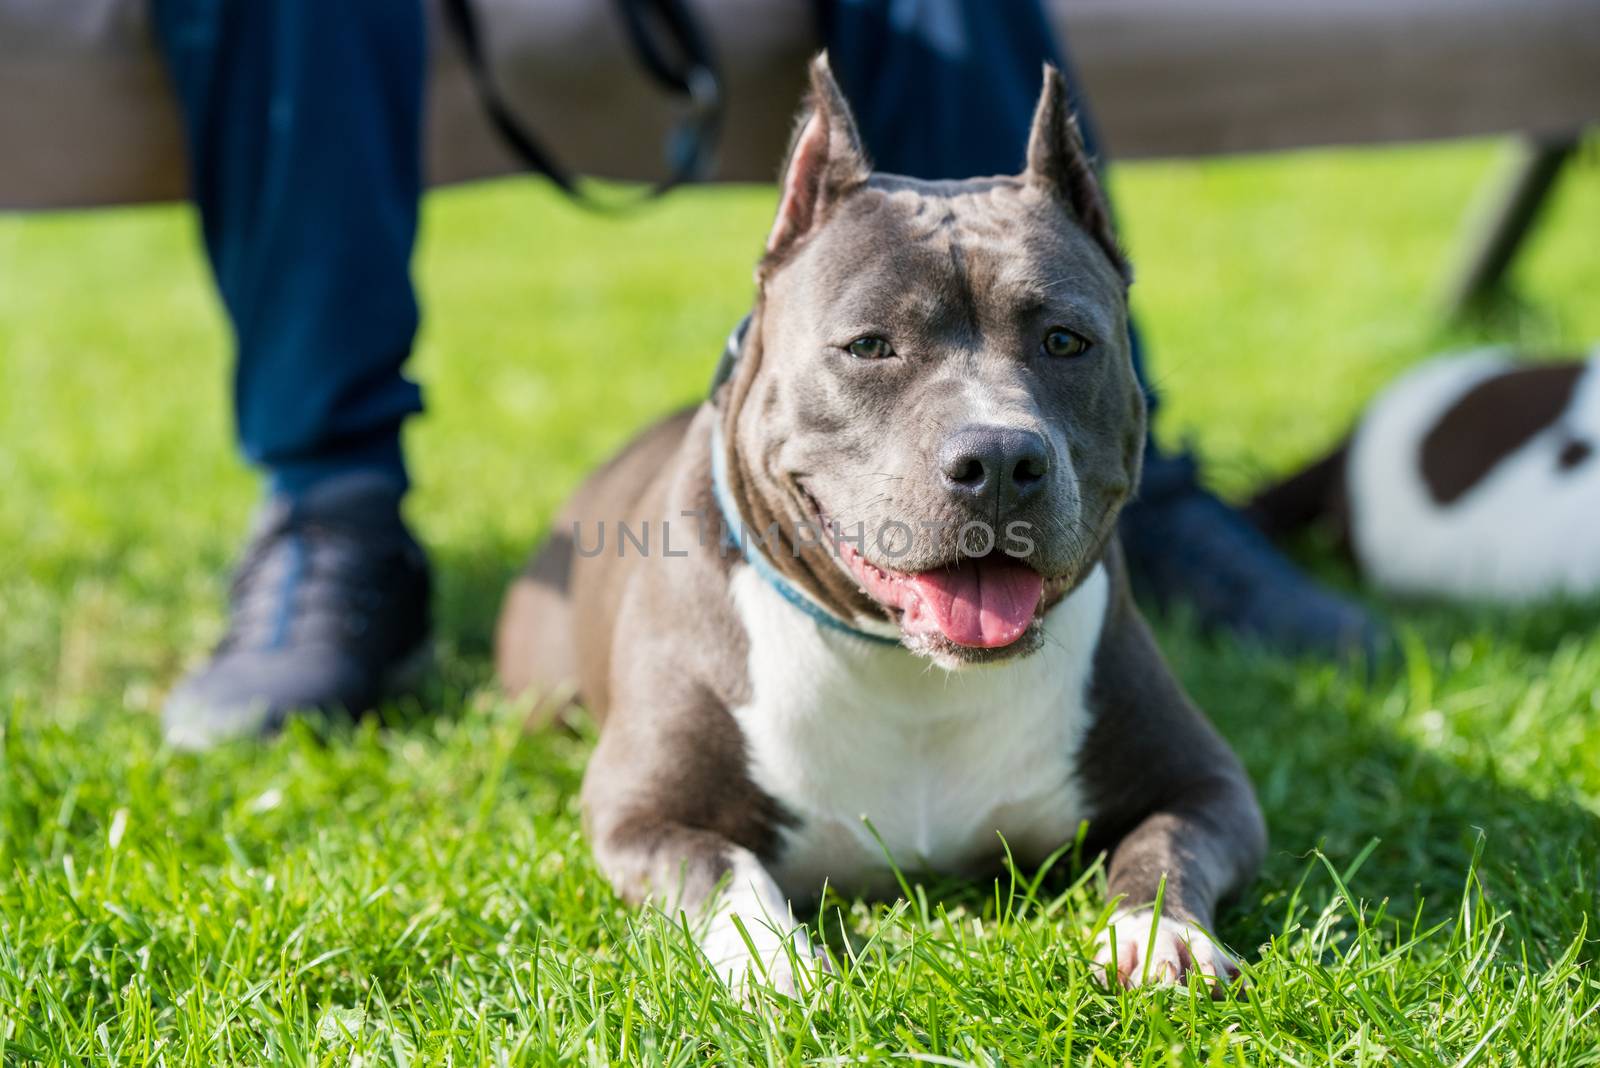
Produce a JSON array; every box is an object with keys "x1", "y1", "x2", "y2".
[{"x1": 708, "y1": 313, "x2": 749, "y2": 398}]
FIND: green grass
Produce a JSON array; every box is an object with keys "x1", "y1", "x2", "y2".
[{"x1": 3, "y1": 140, "x2": 1600, "y2": 1064}]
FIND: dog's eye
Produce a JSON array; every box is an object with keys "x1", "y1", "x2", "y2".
[
  {"x1": 846, "y1": 336, "x2": 894, "y2": 360},
  {"x1": 1041, "y1": 327, "x2": 1091, "y2": 358}
]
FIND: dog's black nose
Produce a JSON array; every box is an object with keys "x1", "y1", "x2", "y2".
[{"x1": 938, "y1": 425, "x2": 1051, "y2": 510}]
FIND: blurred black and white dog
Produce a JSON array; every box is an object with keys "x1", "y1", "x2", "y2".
[{"x1": 1249, "y1": 345, "x2": 1600, "y2": 602}]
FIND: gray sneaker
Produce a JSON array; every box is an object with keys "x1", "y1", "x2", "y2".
[{"x1": 163, "y1": 472, "x2": 431, "y2": 750}]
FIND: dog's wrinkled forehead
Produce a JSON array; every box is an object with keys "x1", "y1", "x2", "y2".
[
  {"x1": 720, "y1": 57, "x2": 1146, "y2": 633},
  {"x1": 786, "y1": 173, "x2": 1127, "y2": 347}
]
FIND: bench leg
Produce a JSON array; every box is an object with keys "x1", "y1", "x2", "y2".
[{"x1": 1443, "y1": 134, "x2": 1580, "y2": 318}]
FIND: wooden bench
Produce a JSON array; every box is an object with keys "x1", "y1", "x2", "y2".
[{"x1": 3, "y1": 0, "x2": 1596, "y2": 302}]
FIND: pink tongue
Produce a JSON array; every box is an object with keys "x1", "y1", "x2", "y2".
[{"x1": 905, "y1": 557, "x2": 1045, "y2": 648}]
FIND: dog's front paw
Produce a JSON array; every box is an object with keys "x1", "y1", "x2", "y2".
[
  {"x1": 1093, "y1": 909, "x2": 1240, "y2": 994},
  {"x1": 696, "y1": 860, "x2": 824, "y2": 998},
  {"x1": 699, "y1": 907, "x2": 822, "y2": 997}
]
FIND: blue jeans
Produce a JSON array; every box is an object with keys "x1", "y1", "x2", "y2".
[
  {"x1": 153, "y1": 0, "x2": 1152, "y2": 496},
  {"x1": 153, "y1": 0, "x2": 425, "y2": 494}
]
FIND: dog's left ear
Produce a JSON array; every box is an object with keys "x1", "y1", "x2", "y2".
[
  {"x1": 763, "y1": 54, "x2": 871, "y2": 263},
  {"x1": 1025, "y1": 65, "x2": 1130, "y2": 283}
]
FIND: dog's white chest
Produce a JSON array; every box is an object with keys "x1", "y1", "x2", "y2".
[{"x1": 728, "y1": 564, "x2": 1109, "y2": 901}]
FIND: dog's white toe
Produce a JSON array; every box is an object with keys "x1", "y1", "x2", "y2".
[
  {"x1": 699, "y1": 910, "x2": 818, "y2": 997},
  {"x1": 1093, "y1": 909, "x2": 1240, "y2": 993},
  {"x1": 695, "y1": 857, "x2": 819, "y2": 998}
]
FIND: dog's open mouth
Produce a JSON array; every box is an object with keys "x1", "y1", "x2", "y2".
[
  {"x1": 830, "y1": 522, "x2": 1048, "y2": 649},
  {"x1": 847, "y1": 544, "x2": 1043, "y2": 647}
]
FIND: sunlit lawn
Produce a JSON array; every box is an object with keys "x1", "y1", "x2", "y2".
[{"x1": 2, "y1": 139, "x2": 1599, "y2": 1063}]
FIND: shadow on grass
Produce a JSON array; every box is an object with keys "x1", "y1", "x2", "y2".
[
  {"x1": 430, "y1": 530, "x2": 545, "y2": 660},
  {"x1": 1163, "y1": 615, "x2": 1600, "y2": 963}
]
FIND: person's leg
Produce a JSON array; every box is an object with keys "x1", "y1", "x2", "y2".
[
  {"x1": 155, "y1": 0, "x2": 424, "y2": 492},
  {"x1": 154, "y1": 0, "x2": 433, "y2": 747},
  {"x1": 824, "y1": 0, "x2": 1384, "y2": 658}
]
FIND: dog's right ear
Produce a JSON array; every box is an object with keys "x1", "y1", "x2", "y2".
[
  {"x1": 1025, "y1": 65, "x2": 1130, "y2": 283},
  {"x1": 763, "y1": 54, "x2": 870, "y2": 263}
]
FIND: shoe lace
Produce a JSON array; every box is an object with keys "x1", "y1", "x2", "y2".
[{"x1": 221, "y1": 514, "x2": 391, "y2": 653}]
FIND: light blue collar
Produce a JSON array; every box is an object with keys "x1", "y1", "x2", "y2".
[{"x1": 709, "y1": 420, "x2": 901, "y2": 647}]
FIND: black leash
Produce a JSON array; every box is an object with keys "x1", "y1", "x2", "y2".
[{"x1": 442, "y1": 0, "x2": 724, "y2": 212}]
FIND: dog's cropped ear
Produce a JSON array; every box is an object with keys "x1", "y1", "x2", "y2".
[
  {"x1": 763, "y1": 53, "x2": 871, "y2": 264},
  {"x1": 1025, "y1": 65, "x2": 1130, "y2": 283}
]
